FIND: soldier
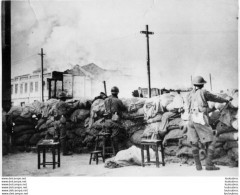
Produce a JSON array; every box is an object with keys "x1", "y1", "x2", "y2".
[
  {"x1": 53, "y1": 91, "x2": 73, "y2": 156},
  {"x1": 103, "y1": 86, "x2": 126, "y2": 153},
  {"x1": 187, "y1": 76, "x2": 232, "y2": 171}
]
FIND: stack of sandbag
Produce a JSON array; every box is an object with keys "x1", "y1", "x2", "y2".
[
  {"x1": 165, "y1": 92, "x2": 184, "y2": 112},
  {"x1": 88, "y1": 99, "x2": 105, "y2": 127},
  {"x1": 12, "y1": 116, "x2": 37, "y2": 146}
]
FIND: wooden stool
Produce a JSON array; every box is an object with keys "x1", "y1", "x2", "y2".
[
  {"x1": 94, "y1": 132, "x2": 116, "y2": 161},
  {"x1": 89, "y1": 150, "x2": 104, "y2": 165},
  {"x1": 141, "y1": 139, "x2": 165, "y2": 168},
  {"x1": 37, "y1": 142, "x2": 60, "y2": 169}
]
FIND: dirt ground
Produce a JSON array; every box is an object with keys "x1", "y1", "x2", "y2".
[{"x1": 2, "y1": 152, "x2": 238, "y2": 177}]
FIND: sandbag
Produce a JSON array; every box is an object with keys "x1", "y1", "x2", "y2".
[
  {"x1": 40, "y1": 131, "x2": 48, "y2": 137},
  {"x1": 39, "y1": 123, "x2": 48, "y2": 131},
  {"x1": 227, "y1": 148, "x2": 238, "y2": 162},
  {"x1": 166, "y1": 94, "x2": 184, "y2": 111},
  {"x1": 121, "y1": 98, "x2": 146, "y2": 112},
  {"x1": 14, "y1": 116, "x2": 33, "y2": 125},
  {"x1": 142, "y1": 122, "x2": 160, "y2": 138},
  {"x1": 146, "y1": 114, "x2": 162, "y2": 123},
  {"x1": 159, "y1": 93, "x2": 174, "y2": 108},
  {"x1": 14, "y1": 134, "x2": 32, "y2": 145},
  {"x1": 44, "y1": 99, "x2": 59, "y2": 108},
  {"x1": 219, "y1": 105, "x2": 238, "y2": 127},
  {"x1": 176, "y1": 146, "x2": 192, "y2": 158},
  {"x1": 231, "y1": 96, "x2": 238, "y2": 108},
  {"x1": 143, "y1": 96, "x2": 163, "y2": 120},
  {"x1": 46, "y1": 118, "x2": 55, "y2": 128},
  {"x1": 36, "y1": 118, "x2": 47, "y2": 129},
  {"x1": 207, "y1": 101, "x2": 215, "y2": 111},
  {"x1": 223, "y1": 141, "x2": 238, "y2": 150},
  {"x1": 213, "y1": 155, "x2": 238, "y2": 167},
  {"x1": 90, "y1": 99, "x2": 105, "y2": 117},
  {"x1": 163, "y1": 129, "x2": 185, "y2": 145},
  {"x1": 209, "y1": 110, "x2": 220, "y2": 125},
  {"x1": 216, "y1": 122, "x2": 237, "y2": 135},
  {"x1": 213, "y1": 148, "x2": 227, "y2": 159},
  {"x1": 130, "y1": 130, "x2": 143, "y2": 145},
  {"x1": 14, "y1": 129, "x2": 35, "y2": 137},
  {"x1": 128, "y1": 107, "x2": 145, "y2": 118},
  {"x1": 178, "y1": 138, "x2": 191, "y2": 148},
  {"x1": 121, "y1": 120, "x2": 136, "y2": 130},
  {"x1": 165, "y1": 146, "x2": 178, "y2": 156},
  {"x1": 70, "y1": 109, "x2": 90, "y2": 122},
  {"x1": 47, "y1": 127, "x2": 56, "y2": 136},
  {"x1": 217, "y1": 132, "x2": 238, "y2": 142},
  {"x1": 29, "y1": 133, "x2": 42, "y2": 145},
  {"x1": 20, "y1": 105, "x2": 36, "y2": 118},
  {"x1": 41, "y1": 105, "x2": 51, "y2": 118},
  {"x1": 74, "y1": 128, "x2": 86, "y2": 137},
  {"x1": 31, "y1": 100, "x2": 44, "y2": 114},
  {"x1": 66, "y1": 131, "x2": 75, "y2": 139},
  {"x1": 13, "y1": 124, "x2": 35, "y2": 133},
  {"x1": 231, "y1": 119, "x2": 238, "y2": 130},
  {"x1": 8, "y1": 106, "x2": 23, "y2": 118}
]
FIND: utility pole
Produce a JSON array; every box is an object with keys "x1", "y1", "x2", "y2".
[
  {"x1": 141, "y1": 25, "x2": 154, "y2": 98},
  {"x1": 209, "y1": 73, "x2": 212, "y2": 91},
  {"x1": 103, "y1": 81, "x2": 107, "y2": 95},
  {"x1": 38, "y1": 48, "x2": 45, "y2": 102},
  {"x1": 191, "y1": 75, "x2": 193, "y2": 86}
]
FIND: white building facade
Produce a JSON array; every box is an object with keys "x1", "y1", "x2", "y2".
[{"x1": 11, "y1": 72, "x2": 53, "y2": 106}]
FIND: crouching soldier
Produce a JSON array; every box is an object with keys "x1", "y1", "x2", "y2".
[
  {"x1": 53, "y1": 91, "x2": 73, "y2": 156},
  {"x1": 187, "y1": 76, "x2": 231, "y2": 171},
  {"x1": 102, "y1": 86, "x2": 127, "y2": 153}
]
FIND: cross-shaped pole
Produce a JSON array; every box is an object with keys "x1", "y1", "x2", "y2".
[{"x1": 141, "y1": 25, "x2": 154, "y2": 98}]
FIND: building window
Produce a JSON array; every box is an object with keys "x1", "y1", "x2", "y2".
[
  {"x1": 25, "y1": 83, "x2": 28, "y2": 93},
  {"x1": 20, "y1": 84, "x2": 23, "y2": 94},
  {"x1": 20, "y1": 102, "x2": 25, "y2": 107},
  {"x1": 30, "y1": 82, "x2": 33, "y2": 93},
  {"x1": 15, "y1": 84, "x2": 18, "y2": 94},
  {"x1": 35, "y1": 82, "x2": 38, "y2": 92},
  {"x1": 11, "y1": 85, "x2": 13, "y2": 94}
]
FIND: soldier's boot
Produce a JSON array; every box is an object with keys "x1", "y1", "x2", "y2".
[
  {"x1": 192, "y1": 149, "x2": 202, "y2": 171},
  {"x1": 205, "y1": 149, "x2": 220, "y2": 171},
  {"x1": 61, "y1": 139, "x2": 73, "y2": 156}
]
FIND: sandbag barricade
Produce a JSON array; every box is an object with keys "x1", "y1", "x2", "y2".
[{"x1": 5, "y1": 93, "x2": 239, "y2": 167}]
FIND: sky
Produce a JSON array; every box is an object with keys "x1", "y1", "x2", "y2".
[{"x1": 11, "y1": 0, "x2": 238, "y2": 94}]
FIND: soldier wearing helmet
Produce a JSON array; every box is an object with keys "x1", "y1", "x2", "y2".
[
  {"x1": 187, "y1": 76, "x2": 231, "y2": 171},
  {"x1": 102, "y1": 86, "x2": 126, "y2": 153},
  {"x1": 52, "y1": 91, "x2": 73, "y2": 156}
]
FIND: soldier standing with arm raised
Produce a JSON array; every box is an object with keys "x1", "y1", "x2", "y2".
[{"x1": 187, "y1": 76, "x2": 232, "y2": 171}]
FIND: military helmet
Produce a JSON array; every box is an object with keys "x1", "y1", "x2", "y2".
[
  {"x1": 59, "y1": 91, "x2": 67, "y2": 98},
  {"x1": 111, "y1": 86, "x2": 119, "y2": 94},
  {"x1": 192, "y1": 76, "x2": 207, "y2": 85}
]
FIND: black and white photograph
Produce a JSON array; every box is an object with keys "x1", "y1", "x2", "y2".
[{"x1": 1, "y1": 0, "x2": 238, "y2": 182}]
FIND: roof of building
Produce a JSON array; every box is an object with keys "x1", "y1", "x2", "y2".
[
  {"x1": 64, "y1": 65, "x2": 86, "y2": 76},
  {"x1": 81, "y1": 63, "x2": 105, "y2": 76}
]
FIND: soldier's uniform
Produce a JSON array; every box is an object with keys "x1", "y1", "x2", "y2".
[
  {"x1": 102, "y1": 87, "x2": 126, "y2": 153},
  {"x1": 187, "y1": 76, "x2": 230, "y2": 171},
  {"x1": 53, "y1": 92, "x2": 73, "y2": 155}
]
